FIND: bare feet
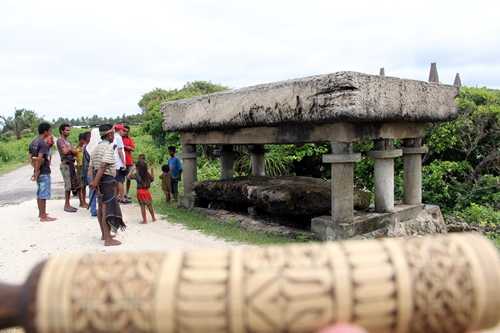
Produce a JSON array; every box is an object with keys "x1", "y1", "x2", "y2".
[
  {"x1": 140, "y1": 221, "x2": 148, "y2": 224},
  {"x1": 40, "y1": 216, "x2": 57, "y2": 222},
  {"x1": 101, "y1": 234, "x2": 116, "y2": 240},
  {"x1": 152, "y1": 217, "x2": 157, "y2": 222},
  {"x1": 64, "y1": 206, "x2": 78, "y2": 213},
  {"x1": 104, "y1": 239, "x2": 121, "y2": 246},
  {"x1": 80, "y1": 203, "x2": 89, "y2": 209}
]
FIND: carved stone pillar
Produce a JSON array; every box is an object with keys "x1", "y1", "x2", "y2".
[
  {"x1": 368, "y1": 139, "x2": 402, "y2": 213},
  {"x1": 181, "y1": 144, "x2": 197, "y2": 208},
  {"x1": 220, "y1": 145, "x2": 235, "y2": 180},
  {"x1": 249, "y1": 144, "x2": 265, "y2": 176},
  {"x1": 402, "y1": 138, "x2": 428, "y2": 205}
]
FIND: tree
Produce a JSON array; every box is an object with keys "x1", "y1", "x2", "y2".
[
  {"x1": 0, "y1": 108, "x2": 41, "y2": 139},
  {"x1": 138, "y1": 81, "x2": 228, "y2": 145}
]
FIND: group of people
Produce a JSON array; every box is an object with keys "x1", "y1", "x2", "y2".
[{"x1": 29, "y1": 122, "x2": 183, "y2": 246}]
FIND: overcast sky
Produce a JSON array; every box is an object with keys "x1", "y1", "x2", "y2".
[{"x1": 1, "y1": 0, "x2": 499, "y2": 120}]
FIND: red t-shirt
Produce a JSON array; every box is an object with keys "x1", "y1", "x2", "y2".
[{"x1": 122, "y1": 136, "x2": 135, "y2": 166}]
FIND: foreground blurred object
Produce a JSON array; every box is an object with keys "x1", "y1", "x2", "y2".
[{"x1": 0, "y1": 233, "x2": 499, "y2": 333}]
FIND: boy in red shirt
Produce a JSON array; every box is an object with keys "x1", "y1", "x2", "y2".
[{"x1": 122, "y1": 125, "x2": 135, "y2": 201}]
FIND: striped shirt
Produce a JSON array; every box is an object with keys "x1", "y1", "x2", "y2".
[{"x1": 90, "y1": 140, "x2": 116, "y2": 177}]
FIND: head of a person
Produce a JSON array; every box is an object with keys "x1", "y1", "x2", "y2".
[
  {"x1": 138, "y1": 153, "x2": 146, "y2": 161},
  {"x1": 123, "y1": 125, "x2": 130, "y2": 137},
  {"x1": 38, "y1": 122, "x2": 52, "y2": 138},
  {"x1": 114, "y1": 123, "x2": 126, "y2": 136},
  {"x1": 83, "y1": 131, "x2": 91, "y2": 144},
  {"x1": 168, "y1": 146, "x2": 176, "y2": 157},
  {"x1": 135, "y1": 159, "x2": 151, "y2": 184},
  {"x1": 161, "y1": 164, "x2": 170, "y2": 173},
  {"x1": 78, "y1": 132, "x2": 87, "y2": 145},
  {"x1": 59, "y1": 123, "x2": 71, "y2": 137},
  {"x1": 98, "y1": 124, "x2": 114, "y2": 142}
]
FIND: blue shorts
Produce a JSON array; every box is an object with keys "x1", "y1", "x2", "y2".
[{"x1": 37, "y1": 174, "x2": 51, "y2": 200}]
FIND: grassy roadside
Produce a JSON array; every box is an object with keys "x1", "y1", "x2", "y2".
[
  {"x1": 130, "y1": 166, "x2": 303, "y2": 245},
  {"x1": 0, "y1": 161, "x2": 25, "y2": 176}
]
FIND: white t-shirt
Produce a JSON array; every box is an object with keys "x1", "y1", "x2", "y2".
[{"x1": 113, "y1": 133, "x2": 125, "y2": 169}]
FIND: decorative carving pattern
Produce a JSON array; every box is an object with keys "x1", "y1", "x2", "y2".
[
  {"x1": 403, "y1": 237, "x2": 475, "y2": 333},
  {"x1": 34, "y1": 234, "x2": 500, "y2": 333}
]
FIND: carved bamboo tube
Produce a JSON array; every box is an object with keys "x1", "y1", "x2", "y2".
[{"x1": 0, "y1": 233, "x2": 499, "y2": 333}]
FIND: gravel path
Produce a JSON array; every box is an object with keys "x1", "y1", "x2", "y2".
[{"x1": 0, "y1": 154, "x2": 233, "y2": 285}]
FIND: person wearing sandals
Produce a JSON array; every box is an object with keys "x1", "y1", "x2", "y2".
[
  {"x1": 56, "y1": 123, "x2": 80, "y2": 213},
  {"x1": 128, "y1": 154, "x2": 156, "y2": 224},
  {"x1": 89, "y1": 124, "x2": 125, "y2": 246}
]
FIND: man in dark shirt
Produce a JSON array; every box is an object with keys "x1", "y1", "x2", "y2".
[{"x1": 30, "y1": 122, "x2": 57, "y2": 222}]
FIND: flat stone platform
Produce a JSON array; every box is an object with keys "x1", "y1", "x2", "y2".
[{"x1": 163, "y1": 71, "x2": 458, "y2": 132}]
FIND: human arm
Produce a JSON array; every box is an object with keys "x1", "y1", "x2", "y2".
[
  {"x1": 33, "y1": 153, "x2": 43, "y2": 180},
  {"x1": 90, "y1": 166, "x2": 105, "y2": 189},
  {"x1": 124, "y1": 138, "x2": 135, "y2": 152}
]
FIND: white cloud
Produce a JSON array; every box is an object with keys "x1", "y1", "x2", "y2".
[{"x1": 1, "y1": 0, "x2": 499, "y2": 119}]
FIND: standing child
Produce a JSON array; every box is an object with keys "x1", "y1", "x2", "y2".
[
  {"x1": 75, "y1": 132, "x2": 88, "y2": 208},
  {"x1": 129, "y1": 155, "x2": 157, "y2": 224},
  {"x1": 159, "y1": 164, "x2": 172, "y2": 203}
]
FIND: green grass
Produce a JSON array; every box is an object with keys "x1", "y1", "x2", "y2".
[
  {"x1": 128, "y1": 165, "x2": 303, "y2": 245},
  {"x1": 0, "y1": 161, "x2": 25, "y2": 175}
]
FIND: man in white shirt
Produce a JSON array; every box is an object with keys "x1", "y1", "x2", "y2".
[{"x1": 113, "y1": 124, "x2": 128, "y2": 203}]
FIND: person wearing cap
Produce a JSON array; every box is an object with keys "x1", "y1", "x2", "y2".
[
  {"x1": 89, "y1": 124, "x2": 125, "y2": 246},
  {"x1": 113, "y1": 123, "x2": 129, "y2": 203}
]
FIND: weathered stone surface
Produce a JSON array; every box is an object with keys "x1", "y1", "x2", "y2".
[
  {"x1": 312, "y1": 204, "x2": 447, "y2": 240},
  {"x1": 193, "y1": 176, "x2": 371, "y2": 220},
  {"x1": 163, "y1": 71, "x2": 458, "y2": 132}
]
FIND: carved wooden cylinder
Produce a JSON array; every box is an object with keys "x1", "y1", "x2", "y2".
[{"x1": 3, "y1": 233, "x2": 500, "y2": 333}]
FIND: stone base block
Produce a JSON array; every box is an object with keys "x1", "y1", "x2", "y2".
[
  {"x1": 178, "y1": 195, "x2": 195, "y2": 209},
  {"x1": 311, "y1": 204, "x2": 446, "y2": 241}
]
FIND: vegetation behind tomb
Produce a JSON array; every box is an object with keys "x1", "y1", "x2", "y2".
[{"x1": 0, "y1": 85, "x2": 497, "y2": 244}]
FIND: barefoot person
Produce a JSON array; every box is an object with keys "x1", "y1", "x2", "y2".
[
  {"x1": 159, "y1": 164, "x2": 172, "y2": 203},
  {"x1": 89, "y1": 124, "x2": 125, "y2": 246},
  {"x1": 128, "y1": 154, "x2": 156, "y2": 224},
  {"x1": 112, "y1": 123, "x2": 129, "y2": 203},
  {"x1": 56, "y1": 123, "x2": 80, "y2": 212},
  {"x1": 167, "y1": 146, "x2": 182, "y2": 201},
  {"x1": 75, "y1": 132, "x2": 89, "y2": 208},
  {"x1": 29, "y1": 122, "x2": 57, "y2": 222}
]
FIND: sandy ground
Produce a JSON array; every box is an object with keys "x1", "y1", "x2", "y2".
[{"x1": 0, "y1": 156, "x2": 232, "y2": 285}]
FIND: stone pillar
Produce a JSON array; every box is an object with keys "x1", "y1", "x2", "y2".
[
  {"x1": 181, "y1": 144, "x2": 197, "y2": 208},
  {"x1": 249, "y1": 144, "x2": 265, "y2": 176},
  {"x1": 312, "y1": 142, "x2": 361, "y2": 240},
  {"x1": 402, "y1": 138, "x2": 428, "y2": 205},
  {"x1": 368, "y1": 139, "x2": 402, "y2": 213},
  {"x1": 220, "y1": 145, "x2": 235, "y2": 180}
]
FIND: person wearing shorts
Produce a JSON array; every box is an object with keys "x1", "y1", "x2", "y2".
[
  {"x1": 57, "y1": 123, "x2": 80, "y2": 212},
  {"x1": 30, "y1": 122, "x2": 57, "y2": 222},
  {"x1": 113, "y1": 124, "x2": 129, "y2": 203}
]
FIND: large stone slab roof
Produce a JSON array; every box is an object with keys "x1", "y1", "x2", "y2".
[{"x1": 162, "y1": 71, "x2": 458, "y2": 132}]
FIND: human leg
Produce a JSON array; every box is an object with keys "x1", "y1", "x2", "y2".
[
  {"x1": 140, "y1": 204, "x2": 147, "y2": 224},
  {"x1": 147, "y1": 203, "x2": 156, "y2": 221},
  {"x1": 61, "y1": 164, "x2": 77, "y2": 211},
  {"x1": 37, "y1": 175, "x2": 56, "y2": 222}
]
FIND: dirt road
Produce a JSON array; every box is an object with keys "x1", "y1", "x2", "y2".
[{"x1": 0, "y1": 155, "x2": 232, "y2": 285}]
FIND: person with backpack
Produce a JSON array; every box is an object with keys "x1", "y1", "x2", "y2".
[{"x1": 29, "y1": 122, "x2": 57, "y2": 222}]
